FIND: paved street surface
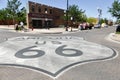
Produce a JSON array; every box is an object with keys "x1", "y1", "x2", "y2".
[{"x1": 0, "y1": 26, "x2": 120, "y2": 80}]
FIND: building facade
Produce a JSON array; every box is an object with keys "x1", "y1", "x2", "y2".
[{"x1": 27, "y1": 1, "x2": 65, "y2": 29}]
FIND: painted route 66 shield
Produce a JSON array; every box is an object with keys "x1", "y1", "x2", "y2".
[{"x1": 0, "y1": 36, "x2": 117, "y2": 77}]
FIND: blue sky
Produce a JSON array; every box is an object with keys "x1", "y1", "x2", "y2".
[{"x1": 0, "y1": 0, "x2": 115, "y2": 20}]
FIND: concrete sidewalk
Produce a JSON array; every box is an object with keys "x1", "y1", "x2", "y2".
[
  {"x1": 109, "y1": 33, "x2": 120, "y2": 41},
  {"x1": 110, "y1": 33, "x2": 120, "y2": 42},
  {"x1": 107, "y1": 33, "x2": 120, "y2": 43},
  {"x1": 0, "y1": 25, "x2": 79, "y2": 34}
]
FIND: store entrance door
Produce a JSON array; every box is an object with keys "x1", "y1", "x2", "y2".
[
  {"x1": 44, "y1": 20, "x2": 53, "y2": 29},
  {"x1": 32, "y1": 20, "x2": 42, "y2": 28}
]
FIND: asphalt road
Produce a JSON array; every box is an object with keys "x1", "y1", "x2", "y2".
[
  {"x1": 0, "y1": 26, "x2": 119, "y2": 80},
  {"x1": 60, "y1": 26, "x2": 120, "y2": 80}
]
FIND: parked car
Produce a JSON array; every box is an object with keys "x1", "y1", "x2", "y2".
[
  {"x1": 94, "y1": 24, "x2": 101, "y2": 28},
  {"x1": 80, "y1": 22, "x2": 93, "y2": 30},
  {"x1": 116, "y1": 25, "x2": 120, "y2": 32},
  {"x1": 88, "y1": 23, "x2": 94, "y2": 29},
  {"x1": 101, "y1": 23, "x2": 108, "y2": 28}
]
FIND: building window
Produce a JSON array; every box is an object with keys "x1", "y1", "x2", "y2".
[
  {"x1": 55, "y1": 16, "x2": 60, "y2": 19},
  {"x1": 38, "y1": 6, "x2": 41, "y2": 13},
  {"x1": 32, "y1": 5, "x2": 35, "y2": 12},
  {"x1": 50, "y1": 9, "x2": 52, "y2": 14},
  {"x1": 45, "y1": 8, "x2": 47, "y2": 13}
]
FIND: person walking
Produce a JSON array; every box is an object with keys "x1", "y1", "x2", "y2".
[
  {"x1": 15, "y1": 23, "x2": 19, "y2": 31},
  {"x1": 20, "y1": 21, "x2": 24, "y2": 30}
]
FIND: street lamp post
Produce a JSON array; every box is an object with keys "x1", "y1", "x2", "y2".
[
  {"x1": 26, "y1": 0, "x2": 30, "y2": 29},
  {"x1": 65, "y1": 0, "x2": 69, "y2": 31},
  {"x1": 70, "y1": 16, "x2": 73, "y2": 31},
  {"x1": 45, "y1": 11, "x2": 49, "y2": 29}
]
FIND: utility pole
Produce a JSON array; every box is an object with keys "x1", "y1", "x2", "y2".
[
  {"x1": 97, "y1": 7, "x2": 102, "y2": 28},
  {"x1": 66, "y1": 0, "x2": 69, "y2": 31}
]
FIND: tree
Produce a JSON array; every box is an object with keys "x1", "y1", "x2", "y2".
[
  {"x1": 68, "y1": 5, "x2": 86, "y2": 22},
  {"x1": 81, "y1": 14, "x2": 87, "y2": 22},
  {"x1": 104, "y1": 18, "x2": 108, "y2": 24},
  {"x1": 17, "y1": 7, "x2": 26, "y2": 24},
  {"x1": 0, "y1": 9, "x2": 7, "y2": 20},
  {"x1": 6, "y1": 0, "x2": 22, "y2": 24},
  {"x1": 0, "y1": 0, "x2": 26, "y2": 25},
  {"x1": 108, "y1": 0, "x2": 120, "y2": 21},
  {"x1": 87, "y1": 17, "x2": 97, "y2": 24},
  {"x1": 0, "y1": 9, "x2": 10, "y2": 24},
  {"x1": 63, "y1": 4, "x2": 87, "y2": 28},
  {"x1": 99, "y1": 18, "x2": 105, "y2": 24}
]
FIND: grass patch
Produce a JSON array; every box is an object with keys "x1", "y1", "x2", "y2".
[{"x1": 116, "y1": 32, "x2": 120, "y2": 34}]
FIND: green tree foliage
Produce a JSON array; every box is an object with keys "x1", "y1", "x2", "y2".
[
  {"x1": 104, "y1": 18, "x2": 108, "y2": 24},
  {"x1": 99, "y1": 18, "x2": 105, "y2": 24},
  {"x1": 17, "y1": 7, "x2": 26, "y2": 24},
  {"x1": 87, "y1": 17, "x2": 97, "y2": 24},
  {"x1": 99, "y1": 18, "x2": 109, "y2": 25},
  {"x1": 64, "y1": 5, "x2": 87, "y2": 23},
  {"x1": 78, "y1": 11, "x2": 87, "y2": 22},
  {"x1": 0, "y1": 9, "x2": 11, "y2": 24},
  {"x1": 0, "y1": 0, "x2": 26, "y2": 25},
  {"x1": 0, "y1": 9, "x2": 8, "y2": 20},
  {"x1": 108, "y1": 0, "x2": 120, "y2": 20},
  {"x1": 6, "y1": 0, "x2": 21, "y2": 23},
  {"x1": 69, "y1": 5, "x2": 86, "y2": 22}
]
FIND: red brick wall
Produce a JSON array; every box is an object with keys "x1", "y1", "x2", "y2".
[{"x1": 27, "y1": 1, "x2": 65, "y2": 28}]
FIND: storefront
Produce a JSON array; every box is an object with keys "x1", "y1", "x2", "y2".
[
  {"x1": 28, "y1": 13, "x2": 53, "y2": 29},
  {"x1": 26, "y1": 1, "x2": 64, "y2": 29}
]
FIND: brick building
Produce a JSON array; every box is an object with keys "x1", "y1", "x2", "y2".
[{"x1": 26, "y1": 1, "x2": 65, "y2": 29}]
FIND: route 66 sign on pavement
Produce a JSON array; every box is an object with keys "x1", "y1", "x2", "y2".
[{"x1": 0, "y1": 36, "x2": 117, "y2": 77}]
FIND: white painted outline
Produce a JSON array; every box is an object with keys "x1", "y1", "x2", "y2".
[{"x1": 0, "y1": 36, "x2": 118, "y2": 79}]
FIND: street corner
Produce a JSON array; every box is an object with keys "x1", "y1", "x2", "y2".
[
  {"x1": 0, "y1": 36, "x2": 117, "y2": 78},
  {"x1": 106, "y1": 33, "x2": 120, "y2": 44},
  {"x1": 111, "y1": 33, "x2": 120, "y2": 42}
]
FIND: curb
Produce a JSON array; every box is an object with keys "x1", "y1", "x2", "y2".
[
  {"x1": 110, "y1": 33, "x2": 120, "y2": 42},
  {"x1": 0, "y1": 27, "x2": 79, "y2": 34},
  {"x1": 107, "y1": 33, "x2": 120, "y2": 44}
]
